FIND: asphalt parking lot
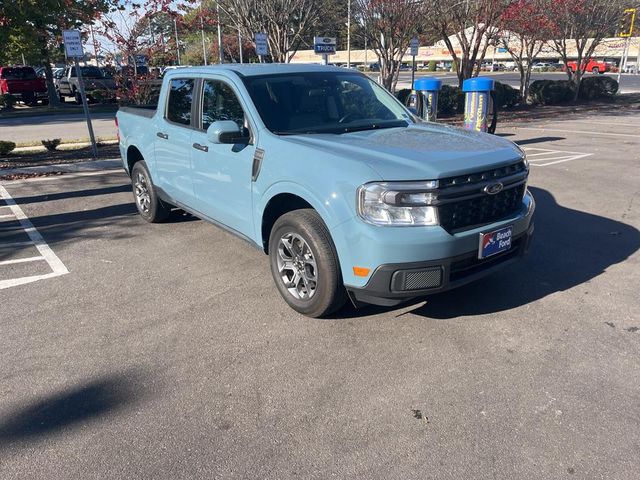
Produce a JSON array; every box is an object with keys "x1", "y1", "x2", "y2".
[{"x1": 1, "y1": 111, "x2": 639, "y2": 479}]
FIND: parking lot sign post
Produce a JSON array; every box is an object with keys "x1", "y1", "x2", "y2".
[
  {"x1": 254, "y1": 33, "x2": 268, "y2": 63},
  {"x1": 314, "y1": 37, "x2": 336, "y2": 65},
  {"x1": 410, "y1": 38, "x2": 419, "y2": 89},
  {"x1": 62, "y1": 30, "x2": 98, "y2": 159}
]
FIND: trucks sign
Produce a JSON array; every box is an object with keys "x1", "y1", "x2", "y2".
[{"x1": 314, "y1": 37, "x2": 336, "y2": 55}]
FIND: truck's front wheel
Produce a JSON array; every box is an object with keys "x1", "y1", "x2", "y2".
[
  {"x1": 269, "y1": 209, "x2": 347, "y2": 318},
  {"x1": 131, "y1": 161, "x2": 171, "y2": 223}
]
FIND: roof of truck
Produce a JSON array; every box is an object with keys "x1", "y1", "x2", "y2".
[{"x1": 164, "y1": 63, "x2": 352, "y2": 77}]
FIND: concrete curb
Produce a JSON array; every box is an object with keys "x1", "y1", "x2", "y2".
[{"x1": 0, "y1": 158, "x2": 122, "y2": 177}]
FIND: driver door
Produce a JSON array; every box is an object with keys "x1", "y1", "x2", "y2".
[{"x1": 190, "y1": 78, "x2": 256, "y2": 238}]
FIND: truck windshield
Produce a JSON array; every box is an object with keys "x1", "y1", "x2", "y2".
[
  {"x1": 1, "y1": 67, "x2": 37, "y2": 80},
  {"x1": 242, "y1": 71, "x2": 412, "y2": 135}
]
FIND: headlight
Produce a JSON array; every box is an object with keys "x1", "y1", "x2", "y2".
[
  {"x1": 515, "y1": 145, "x2": 529, "y2": 169},
  {"x1": 357, "y1": 181, "x2": 439, "y2": 226}
]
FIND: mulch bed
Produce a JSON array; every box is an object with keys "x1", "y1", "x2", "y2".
[
  {"x1": 0, "y1": 171, "x2": 65, "y2": 181},
  {"x1": 0, "y1": 143, "x2": 120, "y2": 169}
]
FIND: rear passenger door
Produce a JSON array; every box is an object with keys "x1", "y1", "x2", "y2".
[
  {"x1": 154, "y1": 77, "x2": 196, "y2": 204},
  {"x1": 190, "y1": 78, "x2": 256, "y2": 238}
]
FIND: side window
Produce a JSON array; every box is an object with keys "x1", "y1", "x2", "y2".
[
  {"x1": 166, "y1": 78, "x2": 194, "y2": 126},
  {"x1": 202, "y1": 80, "x2": 245, "y2": 131},
  {"x1": 69, "y1": 67, "x2": 76, "y2": 78}
]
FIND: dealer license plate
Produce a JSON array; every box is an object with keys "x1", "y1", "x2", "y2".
[{"x1": 478, "y1": 226, "x2": 513, "y2": 259}]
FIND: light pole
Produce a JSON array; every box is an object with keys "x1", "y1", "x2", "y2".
[
  {"x1": 174, "y1": 18, "x2": 181, "y2": 65},
  {"x1": 201, "y1": 14, "x2": 208, "y2": 65},
  {"x1": 216, "y1": 1, "x2": 224, "y2": 63},
  {"x1": 347, "y1": 0, "x2": 351, "y2": 68}
]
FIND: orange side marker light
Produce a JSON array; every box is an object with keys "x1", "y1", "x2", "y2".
[{"x1": 353, "y1": 266, "x2": 370, "y2": 277}]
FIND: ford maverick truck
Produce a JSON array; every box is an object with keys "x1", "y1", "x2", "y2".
[{"x1": 116, "y1": 65, "x2": 535, "y2": 317}]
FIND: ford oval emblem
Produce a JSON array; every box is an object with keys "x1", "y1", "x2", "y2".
[
  {"x1": 484, "y1": 182, "x2": 503, "y2": 195},
  {"x1": 323, "y1": 37, "x2": 332, "y2": 43}
]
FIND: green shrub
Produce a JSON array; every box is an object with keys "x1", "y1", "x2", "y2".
[
  {"x1": 529, "y1": 80, "x2": 574, "y2": 105},
  {"x1": 0, "y1": 141, "x2": 16, "y2": 156},
  {"x1": 395, "y1": 88, "x2": 412, "y2": 105},
  {"x1": 492, "y1": 82, "x2": 520, "y2": 109},
  {"x1": 428, "y1": 60, "x2": 437, "y2": 72},
  {"x1": 578, "y1": 76, "x2": 618, "y2": 100},
  {"x1": 438, "y1": 84, "x2": 464, "y2": 116},
  {"x1": 42, "y1": 138, "x2": 62, "y2": 152}
]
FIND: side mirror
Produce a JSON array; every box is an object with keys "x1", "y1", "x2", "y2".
[{"x1": 206, "y1": 120, "x2": 250, "y2": 145}]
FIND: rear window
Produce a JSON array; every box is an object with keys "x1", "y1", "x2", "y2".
[
  {"x1": 0, "y1": 67, "x2": 37, "y2": 80},
  {"x1": 70, "y1": 67, "x2": 104, "y2": 78},
  {"x1": 166, "y1": 78, "x2": 194, "y2": 126}
]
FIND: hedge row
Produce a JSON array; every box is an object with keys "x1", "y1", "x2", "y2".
[
  {"x1": 397, "y1": 76, "x2": 618, "y2": 112},
  {"x1": 529, "y1": 76, "x2": 618, "y2": 105}
]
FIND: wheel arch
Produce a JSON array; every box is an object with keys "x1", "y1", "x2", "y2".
[
  {"x1": 260, "y1": 193, "x2": 314, "y2": 253},
  {"x1": 126, "y1": 145, "x2": 144, "y2": 176}
]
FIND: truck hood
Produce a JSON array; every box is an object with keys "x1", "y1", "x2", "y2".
[{"x1": 280, "y1": 123, "x2": 524, "y2": 181}]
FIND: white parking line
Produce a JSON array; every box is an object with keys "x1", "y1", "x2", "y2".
[
  {"x1": 522, "y1": 147, "x2": 593, "y2": 167},
  {"x1": 0, "y1": 185, "x2": 68, "y2": 290},
  {"x1": 0, "y1": 256, "x2": 46, "y2": 266},
  {"x1": 0, "y1": 214, "x2": 14, "y2": 219},
  {"x1": 515, "y1": 126, "x2": 639, "y2": 138}
]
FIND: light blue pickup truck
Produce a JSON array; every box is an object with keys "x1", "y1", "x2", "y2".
[{"x1": 117, "y1": 65, "x2": 535, "y2": 317}]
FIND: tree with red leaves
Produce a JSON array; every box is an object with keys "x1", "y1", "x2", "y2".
[
  {"x1": 0, "y1": 0, "x2": 111, "y2": 106},
  {"x1": 355, "y1": 0, "x2": 430, "y2": 92},
  {"x1": 498, "y1": 0, "x2": 555, "y2": 101}
]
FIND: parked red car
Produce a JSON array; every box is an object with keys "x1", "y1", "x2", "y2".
[
  {"x1": 0, "y1": 66, "x2": 48, "y2": 105},
  {"x1": 565, "y1": 59, "x2": 610, "y2": 74}
]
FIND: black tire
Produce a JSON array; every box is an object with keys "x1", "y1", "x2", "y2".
[
  {"x1": 57, "y1": 90, "x2": 65, "y2": 103},
  {"x1": 269, "y1": 209, "x2": 347, "y2": 318},
  {"x1": 74, "y1": 91, "x2": 82, "y2": 104},
  {"x1": 592, "y1": 67, "x2": 599, "y2": 74},
  {"x1": 131, "y1": 161, "x2": 171, "y2": 223}
]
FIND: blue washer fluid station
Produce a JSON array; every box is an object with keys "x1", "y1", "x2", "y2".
[
  {"x1": 413, "y1": 77, "x2": 442, "y2": 121},
  {"x1": 462, "y1": 77, "x2": 495, "y2": 132}
]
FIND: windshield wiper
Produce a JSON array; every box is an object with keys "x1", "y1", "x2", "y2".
[
  {"x1": 274, "y1": 120, "x2": 408, "y2": 136},
  {"x1": 338, "y1": 121, "x2": 408, "y2": 134}
]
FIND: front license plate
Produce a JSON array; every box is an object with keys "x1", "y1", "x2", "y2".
[{"x1": 479, "y1": 226, "x2": 513, "y2": 259}]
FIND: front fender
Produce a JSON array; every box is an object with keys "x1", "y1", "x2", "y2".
[{"x1": 255, "y1": 180, "x2": 355, "y2": 245}]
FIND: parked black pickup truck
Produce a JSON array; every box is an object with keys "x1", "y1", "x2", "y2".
[{"x1": 56, "y1": 66, "x2": 116, "y2": 104}]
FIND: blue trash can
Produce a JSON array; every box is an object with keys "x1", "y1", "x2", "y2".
[
  {"x1": 462, "y1": 77, "x2": 495, "y2": 132},
  {"x1": 413, "y1": 77, "x2": 442, "y2": 121}
]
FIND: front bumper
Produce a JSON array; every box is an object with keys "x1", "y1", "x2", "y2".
[
  {"x1": 348, "y1": 221, "x2": 534, "y2": 307},
  {"x1": 335, "y1": 190, "x2": 535, "y2": 307}
]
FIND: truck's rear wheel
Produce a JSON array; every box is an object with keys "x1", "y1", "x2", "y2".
[
  {"x1": 269, "y1": 209, "x2": 347, "y2": 318},
  {"x1": 131, "y1": 161, "x2": 171, "y2": 223}
]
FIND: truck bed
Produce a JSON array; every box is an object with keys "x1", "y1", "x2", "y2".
[{"x1": 119, "y1": 105, "x2": 157, "y2": 119}]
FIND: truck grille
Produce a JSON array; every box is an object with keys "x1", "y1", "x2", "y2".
[{"x1": 437, "y1": 161, "x2": 527, "y2": 233}]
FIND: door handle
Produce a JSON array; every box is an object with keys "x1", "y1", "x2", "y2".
[
  {"x1": 192, "y1": 143, "x2": 208, "y2": 152},
  {"x1": 156, "y1": 132, "x2": 168, "y2": 139}
]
